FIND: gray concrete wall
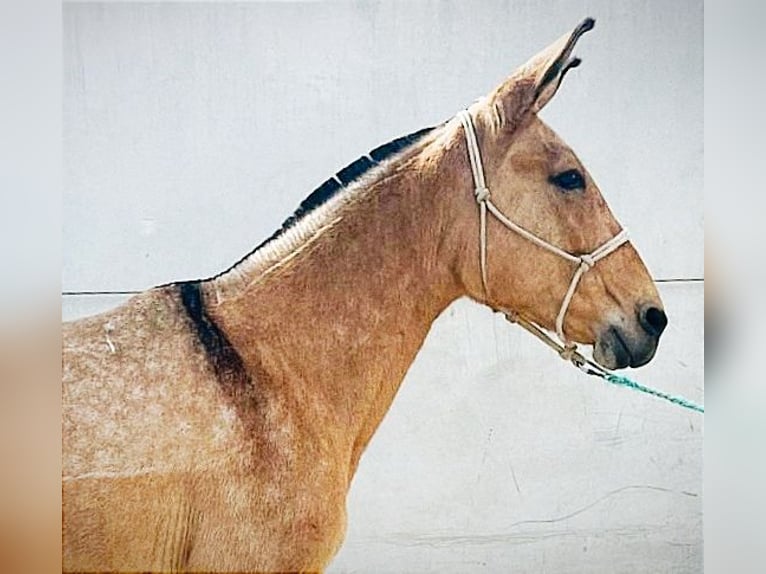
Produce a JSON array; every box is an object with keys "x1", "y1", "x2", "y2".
[{"x1": 63, "y1": 2, "x2": 703, "y2": 572}]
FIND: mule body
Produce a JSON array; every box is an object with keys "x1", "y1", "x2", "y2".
[{"x1": 63, "y1": 19, "x2": 666, "y2": 572}]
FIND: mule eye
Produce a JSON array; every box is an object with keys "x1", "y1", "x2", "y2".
[{"x1": 549, "y1": 169, "x2": 585, "y2": 192}]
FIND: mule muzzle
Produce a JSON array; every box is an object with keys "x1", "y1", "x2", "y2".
[{"x1": 593, "y1": 304, "x2": 667, "y2": 370}]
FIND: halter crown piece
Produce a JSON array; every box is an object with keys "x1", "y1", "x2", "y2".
[{"x1": 456, "y1": 109, "x2": 630, "y2": 366}]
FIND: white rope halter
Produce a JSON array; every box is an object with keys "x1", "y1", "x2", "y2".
[{"x1": 456, "y1": 109, "x2": 629, "y2": 356}]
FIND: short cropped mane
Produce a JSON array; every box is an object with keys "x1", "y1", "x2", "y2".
[{"x1": 210, "y1": 125, "x2": 435, "y2": 281}]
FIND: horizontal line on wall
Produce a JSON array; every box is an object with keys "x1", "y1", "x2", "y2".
[
  {"x1": 62, "y1": 277, "x2": 704, "y2": 296},
  {"x1": 63, "y1": 290, "x2": 140, "y2": 296},
  {"x1": 654, "y1": 278, "x2": 704, "y2": 284}
]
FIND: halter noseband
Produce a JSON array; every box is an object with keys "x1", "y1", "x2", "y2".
[{"x1": 456, "y1": 109, "x2": 629, "y2": 356}]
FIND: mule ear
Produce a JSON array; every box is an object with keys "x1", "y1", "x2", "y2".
[{"x1": 490, "y1": 18, "x2": 595, "y2": 129}]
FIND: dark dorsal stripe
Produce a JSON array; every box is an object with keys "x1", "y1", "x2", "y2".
[
  {"x1": 278, "y1": 125, "x2": 435, "y2": 239},
  {"x1": 178, "y1": 281, "x2": 249, "y2": 388},
  {"x1": 212, "y1": 125, "x2": 436, "y2": 279}
]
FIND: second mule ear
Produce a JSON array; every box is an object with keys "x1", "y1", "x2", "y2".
[{"x1": 490, "y1": 18, "x2": 595, "y2": 130}]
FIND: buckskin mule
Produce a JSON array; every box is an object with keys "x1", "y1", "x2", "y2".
[{"x1": 63, "y1": 18, "x2": 666, "y2": 573}]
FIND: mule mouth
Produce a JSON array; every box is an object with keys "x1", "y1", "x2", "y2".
[
  {"x1": 593, "y1": 326, "x2": 658, "y2": 370},
  {"x1": 594, "y1": 327, "x2": 630, "y2": 370}
]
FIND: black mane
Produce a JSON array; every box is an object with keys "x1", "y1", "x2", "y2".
[{"x1": 211, "y1": 124, "x2": 435, "y2": 280}]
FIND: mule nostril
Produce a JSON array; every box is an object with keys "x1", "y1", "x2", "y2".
[{"x1": 640, "y1": 306, "x2": 668, "y2": 337}]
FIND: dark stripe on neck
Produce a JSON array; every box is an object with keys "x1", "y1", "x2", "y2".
[
  {"x1": 283, "y1": 125, "x2": 435, "y2": 235},
  {"x1": 177, "y1": 281, "x2": 249, "y2": 388},
  {"x1": 210, "y1": 124, "x2": 437, "y2": 280}
]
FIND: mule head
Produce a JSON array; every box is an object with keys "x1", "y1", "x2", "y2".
[{"x1": 456, "y1": 18, "x2": 666, "y2": 369}]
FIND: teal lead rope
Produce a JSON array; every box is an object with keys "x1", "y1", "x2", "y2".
[
  {"x1": 601, "y1": 372, "x2": 704, "y2": 413},
  {"x1": 575, "y1": 356, "x2": 704, "y2": 414},
  {"x1": 502, "y1": 313, "x2": 705, "y2": 414}
]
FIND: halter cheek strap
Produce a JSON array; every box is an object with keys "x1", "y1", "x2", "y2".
[{"x1": 456, "y1": 109, "x2": 630, "y2": 348}]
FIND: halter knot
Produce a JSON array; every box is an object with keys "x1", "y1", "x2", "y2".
[
  {"x1": 579, "y1": 254, "x2": 596, "y2": 269},
  {"x1": 474, "y1": 186, "x2": 490, "y2": 203},
  {"x1": 559, "y1": 343, "x2": 578, "y2": 362}
]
